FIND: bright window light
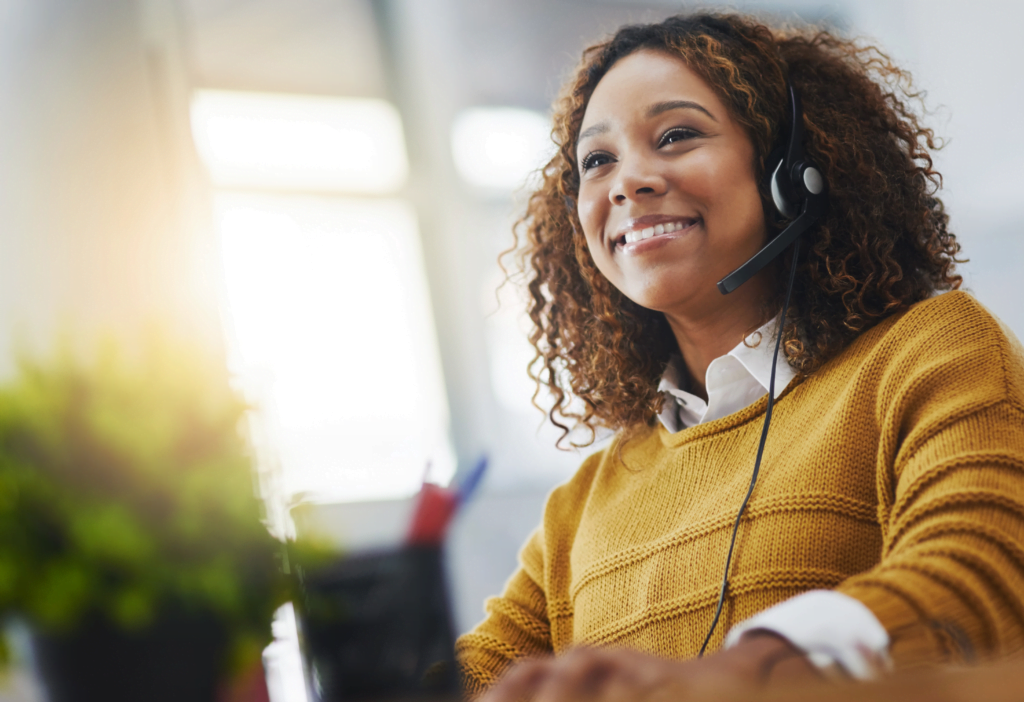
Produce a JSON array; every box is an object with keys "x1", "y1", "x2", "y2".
[
  {"x1": 482, "y1": 271, "x2": 538, "y2": 413},
  {"x1": 217, "y1": 193, "x2": 454, "y2": 502},
  {"x1": 451, "y1": 107, "x2": 553, "y2": 191},
  {"x1": 191, "y1": 91, "x2": 408, "y2": 193}
]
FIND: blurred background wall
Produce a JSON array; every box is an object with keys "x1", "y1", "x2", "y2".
[{"x1": 0, "y1": 0, "x2": 1021, "y2": 697}]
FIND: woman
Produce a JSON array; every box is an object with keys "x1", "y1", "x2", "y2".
[{"x1": 457, "y1": 12, "x2": 1024, "y2": 700}]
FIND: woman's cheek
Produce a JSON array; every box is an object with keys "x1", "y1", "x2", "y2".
[
  {"x1": 577, "y1": 191, "x2": 602, "y2": 236},
  {"x1": 577, "y1": 198, "x2": 610, "y2": 260}
]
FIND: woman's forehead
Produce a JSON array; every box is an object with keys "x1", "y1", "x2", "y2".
[{"x1": 579, "y1": 50, "x2": 727, "y2": 136}]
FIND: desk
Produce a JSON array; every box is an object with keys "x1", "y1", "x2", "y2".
[{"x1": 696, "y1": 660, "x2": 1024, "y2": 702}]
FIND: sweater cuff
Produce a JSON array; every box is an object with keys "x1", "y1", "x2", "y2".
[{"x1": 723, "y1": 590, "x2": 891, "y2": 679}]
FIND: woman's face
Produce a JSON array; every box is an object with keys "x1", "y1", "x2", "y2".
[{"x1": 575, "y1": 49, "x2": 768, "y2": 319}]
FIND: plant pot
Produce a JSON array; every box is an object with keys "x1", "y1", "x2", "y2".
[
  {"x1": 33, "y1": 609, "x2": 228, "y2": 702},
  {"x1": 297, "y1": 545, "x2": 458, "y2": 702}
]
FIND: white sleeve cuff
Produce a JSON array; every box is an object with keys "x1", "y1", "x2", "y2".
[{"x1": 723, "y1": 590, "x2": 891, "y2": 679}]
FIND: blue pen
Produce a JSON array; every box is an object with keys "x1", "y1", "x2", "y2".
[{"x1": 455, "y1": 456, "x2": 489, "y2": 505}]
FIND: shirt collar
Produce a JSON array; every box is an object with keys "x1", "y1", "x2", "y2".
[
  {"x1": 657, "y1": 315, "x2": 796, "y2": 432},
  {"x1": 728, "y1": 316, "x2": 795, "y2": 395}
]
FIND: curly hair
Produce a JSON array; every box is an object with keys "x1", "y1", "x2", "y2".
[{"x1": 509, "y1": 12, "x2": 963, "y2": 447}]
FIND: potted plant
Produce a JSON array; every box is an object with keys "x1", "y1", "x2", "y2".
[{"x1": 0, "y1": 333, "x2": 291, "y2": 701}]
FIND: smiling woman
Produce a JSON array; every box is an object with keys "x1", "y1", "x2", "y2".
[
  {"x1": 456, "y1": 12, "x2": 1024, "y2": 702},
  {"x1": 575, "y1": 49, "x2": 771, "y2": 401},
  {"x1": 508, "y1": 14, "x2": 965, "y2": 444}
]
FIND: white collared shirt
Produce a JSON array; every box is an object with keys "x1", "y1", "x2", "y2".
[
  {"x1": 657, "y1": 317, "x2": 891, "y2": 678},
  {"x1": 657, "y1": 317, "x2": 795, "y2": 432}
]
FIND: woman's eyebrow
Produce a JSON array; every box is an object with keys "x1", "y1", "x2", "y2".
[
  {"x1": 577, "y1": 100, "x2": 718, "y2": 149},
  {"x1": 645, "y1": 100, "x2": 717, "y2": 121},
  {"x1": 577, "y1": 122, "x2": 609, "y2": 147}
]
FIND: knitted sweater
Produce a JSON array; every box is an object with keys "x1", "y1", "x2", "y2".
[{"x1": 456, "y1": 291, "x2": 1024, "y2": 694}]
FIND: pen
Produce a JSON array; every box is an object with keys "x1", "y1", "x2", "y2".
[{"x1": 405, "y1": 455, "x2": 489, "y2": 545}]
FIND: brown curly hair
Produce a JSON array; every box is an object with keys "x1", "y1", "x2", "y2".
[{"x1": 510, "y1": 12, "x2": 963, "y2": 447}]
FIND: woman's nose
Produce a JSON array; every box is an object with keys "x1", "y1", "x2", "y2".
[{"x1": 610, "y1": 158, "x2": 667, "y2": 204}]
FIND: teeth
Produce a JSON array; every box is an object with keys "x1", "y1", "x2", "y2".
[{"x1": 619, "y1": 220, "x2": 692, "y2": 246}]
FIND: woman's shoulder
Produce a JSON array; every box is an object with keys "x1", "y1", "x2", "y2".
[
  {"x1": 886, "y1": 290, "x2": 1022, "y2": 361},
  {"x1": 840, "y1": 290, "x2": 1020, "y2": 359},
  {"x1": 833, "y1": 290, "x2": 1024, "y2": 410},
  {"x1": 898, "y1": 289, "x2": 1015, "y2": 334},
  {"x1": 542, "y1": 439, "x2": 616, "y2": 522},
  {"x1": 541, "y1": 426, "x2": 664, "y2": 531}
]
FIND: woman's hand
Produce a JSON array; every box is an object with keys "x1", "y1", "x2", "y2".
[{"x1": 479, "y1": 631, "x2": 822, "y2": 702}]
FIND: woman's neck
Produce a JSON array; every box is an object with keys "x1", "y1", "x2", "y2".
[{"x1": 663, "y1": 277, "x2": 775, "y2": 402}]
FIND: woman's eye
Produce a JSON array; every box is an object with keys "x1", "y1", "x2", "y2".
[
  {"x1": 580, "y1": 152, "x2": 614, "y2": 172},
  {"x1": 659, "y1": 127, "x2": 699, "y2": 146}
]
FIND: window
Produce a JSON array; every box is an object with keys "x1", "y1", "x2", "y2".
[{"x1": 191, "y1": 90, "x2": 454, "y2": 517}]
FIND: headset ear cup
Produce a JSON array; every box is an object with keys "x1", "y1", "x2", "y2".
[
  {"x1": 761, "y1": 146, "x2": 789, "y2": 221},
  {"x1": 770, "y1": 160, "x2": 797, "y2": 219}
]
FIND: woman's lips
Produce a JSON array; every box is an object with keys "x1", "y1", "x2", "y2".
[{"x1": 614, "y1": 217, "x2": 700, "y2": 250}]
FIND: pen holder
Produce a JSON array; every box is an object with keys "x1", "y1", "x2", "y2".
[{"x1": 296, "y1": 545, "x2": 458, "y2": 701}]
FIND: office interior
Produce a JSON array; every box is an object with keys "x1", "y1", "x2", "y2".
[{"x1": 0, "y1": 0, "x2": 1021, "y2": 699}]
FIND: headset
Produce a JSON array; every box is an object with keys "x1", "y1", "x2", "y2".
[
  {"x1": 697, "y1": 82, "x2": 828, "y2": 656},
  {"x1": 718, "y1": 83, "x2": 827, "y2": 295}
]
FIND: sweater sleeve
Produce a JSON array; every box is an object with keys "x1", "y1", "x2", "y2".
[
  {"x1": 837, "y1": 296, "x2": 1024, "y2": 667},
  {"x1": 455, "y1": 527, "x2": 553, "y2": 697}
]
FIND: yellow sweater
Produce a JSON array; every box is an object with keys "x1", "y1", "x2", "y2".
[{"x1": 456, "y1": 291, "x2": 1024, "y2": 693}]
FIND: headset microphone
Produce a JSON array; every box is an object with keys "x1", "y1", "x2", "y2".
[
  {"x1": 716, "y1": 84, "x2": 827, "y2": 296},
  {"x1": 698, "y1": 83, "x2": 828, "y2": 656}
]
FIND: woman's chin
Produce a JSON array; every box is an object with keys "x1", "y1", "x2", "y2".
[{"x1": 620, "y1": 288, "x2": 714, "y2": 316}]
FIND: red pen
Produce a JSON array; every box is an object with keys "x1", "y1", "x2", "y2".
[
  {"x1": 405, "y1": 456, "x2": 489, "y2": 545},
  {"x1": 405, "y1": 482, "x2": 458, "y2": 545}
]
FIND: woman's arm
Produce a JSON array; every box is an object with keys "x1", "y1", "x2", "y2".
[
  {"x1": 839, "y1": 403, "x2": 1024, "y2": 659},
  {"x1": 456, "y1": 528, "x2": 555, "y2": 696},
  {"x1": 822, "y1": 297, "x2": 1024, "y2": 665}
]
